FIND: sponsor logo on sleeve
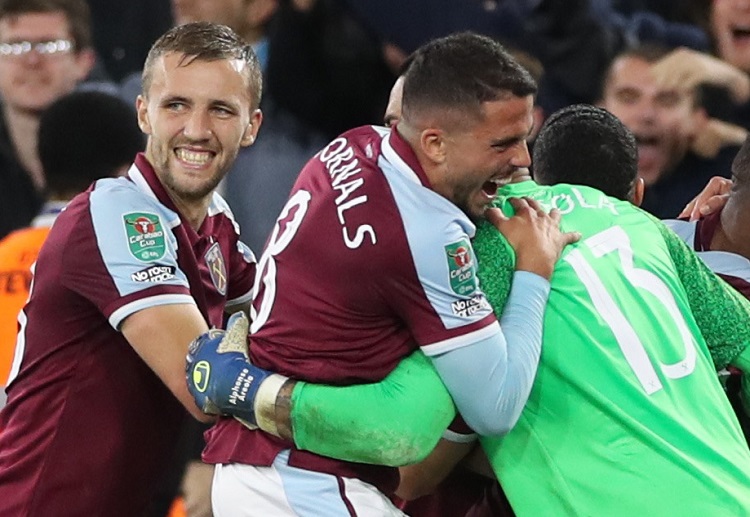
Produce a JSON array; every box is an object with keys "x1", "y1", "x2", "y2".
[
  {"x1": 131, "y1": 264, "x2": 176, "y2": 283},
  {"x1": 451, "y1": 295, "x2": 491, "y2": 318},
  {"x1": 445, "y1": 239, "x2": 478, "y2": 296},
  {"x1": 205, "y1": 241, "x2": 227, "y2": 295},
  {"x1": 124, "y1": 212, "x2": 166, "y2": 262}
]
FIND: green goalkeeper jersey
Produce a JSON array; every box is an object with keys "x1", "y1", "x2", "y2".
[{"x1": 474, "y1": 181, "x2": 750, "y2": 516}]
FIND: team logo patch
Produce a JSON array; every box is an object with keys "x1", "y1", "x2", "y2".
[
  {"x1": 131, "y1": 264, "x2": 176, "y2": 283},
  {"x1": 445, "y1": 239, "x2": 478, "y2": 296},
  {"x1": 124, "y1": 212, "x2": 166, "y2": 262},
  {"x1": 205, "y1": 242, "x2": 227, "y2": 295}
]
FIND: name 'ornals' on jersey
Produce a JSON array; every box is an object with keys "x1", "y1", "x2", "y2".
[
  {"x1": 318, "y1": 136, "x2": 378, "y2": 249},
  {"x1": 248, "y1": 126, "x2": 496, "y2": 384}
]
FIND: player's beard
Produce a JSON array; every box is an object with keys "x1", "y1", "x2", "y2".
[{"x1": 149, "y1": 139, "x2": 238, "y2": 203}]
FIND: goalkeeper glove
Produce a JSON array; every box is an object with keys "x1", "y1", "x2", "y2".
[{"x1": 186, "y1": 311, "x2": 286, "y2": 429}]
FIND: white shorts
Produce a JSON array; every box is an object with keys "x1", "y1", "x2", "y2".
[{"x1": 211, "y1": 450, "x2": 406, "y2": 517}]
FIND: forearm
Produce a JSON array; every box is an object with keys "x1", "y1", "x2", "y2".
[
  {"x1": 257, "y1": 350, "x2": 456, "y2": 466},
  {"x1": 431, "y1": 272, "x2": 549, "y2": 436},
  {"x1": 395, "y1": 438, "x2": 476, "y2": 501},
  {"x1": 188, "y1": 318, "x2": 455, "y2": 466}
]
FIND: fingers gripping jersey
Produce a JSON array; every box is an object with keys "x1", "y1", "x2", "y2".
[{"x1": 204, "y1": 126, "x2": 497, "y2": 490}]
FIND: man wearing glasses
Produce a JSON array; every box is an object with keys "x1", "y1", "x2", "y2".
[{"x1": 0, "y1": 0, "x2": 95, "y2": 240}]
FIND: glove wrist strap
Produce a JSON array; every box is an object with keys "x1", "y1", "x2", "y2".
[{"x1": 254, "y1": 373, "x2": 291, "y2": 438}]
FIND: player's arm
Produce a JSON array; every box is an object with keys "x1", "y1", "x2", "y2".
[
  {"x1": 121, "y1": 303, "x2": 213, "y2": 422},
  {"x1": 186, "y1": 315, "x2": 456, "y2": 465},
  {"x1": 428, "y1": 270, "x2": 549, "y2": 435},
  {"x1": 657, "y1": 221, "x2": 750, "y2": 368},
  {"x1": 425, "y1": 199, "x2": 577, "y2": 436},
  {"x1": 395, "y1": 437, "x2": 476, "y2": 500}
]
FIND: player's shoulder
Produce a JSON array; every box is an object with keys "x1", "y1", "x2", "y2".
[
  {"x1": 86, "y1": 177, "x2": 179, "y2": 226},
  {"x1": 661, "y1": 218, "x2": 696, "y2": 247},
  {"x1": 316, "y1": 125, "x2": 386, "y2": 166}
]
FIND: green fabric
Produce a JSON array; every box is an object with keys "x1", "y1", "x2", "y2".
[
  {"x1": 655, "y1": 219, "x2": 750, "y2": 368},
  {"x1": 477, "y1": 181, "x2": 750, "y2": 516},
  {"x1": 291, "y1": 349, "x2": 455, "y2": 466}
]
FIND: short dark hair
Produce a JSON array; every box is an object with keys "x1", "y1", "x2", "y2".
[
  {"x1": 38, "y1": 91, "x2": 144, "y2": 196},
  {"x1": 0, "y1": 0, "x2": 91, "y2": 51},
  {"x1": 142, "y1": 22, "x2": 263, "y2": 109},
  {"x1": 532, "y1": 104, "x2": 639, "y2": 202},
  {"x1": 401, "y1": 32, "x2": 537, "y2": 123}
]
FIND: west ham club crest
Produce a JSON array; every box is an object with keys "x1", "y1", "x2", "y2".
[{"x1": 204, "y1": 242, "x2": 227, "y2": 295}]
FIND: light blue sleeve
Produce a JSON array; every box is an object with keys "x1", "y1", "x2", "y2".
[{"x1": 430, "y1": 271, "x2": 549, "y2": 436}]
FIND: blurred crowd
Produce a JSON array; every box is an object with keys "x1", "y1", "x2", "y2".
[
  {"x1": 3, "y1": 1, "x2": 750, "y2": 516},
  {"x1": 4, "y1": 0, "x2": 750, "y2": 246}
]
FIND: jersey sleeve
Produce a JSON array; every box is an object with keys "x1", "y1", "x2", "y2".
[
  {"x1": 290, "y1": 349, "x2": 456, "y2": 466},
  {"x1": 61, "y1": 184, "x2": 194, "y2": 329},
  {"x1": 657, "y1": 220, "x2": 750, "y2": 368}
]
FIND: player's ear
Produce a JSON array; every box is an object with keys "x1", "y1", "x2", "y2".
[
  {"x1": 420, "y1": 128, "x2": 447, "y2": 165},
  {"x1": 241, "y1": 109, "x2": 263, "y2": 147},
  {"x1": 136, "y1": 95, "x2": 152, "y2": 135},
  {"x1": 632, "y1": 177, "x2": 645, "y2": 207}
]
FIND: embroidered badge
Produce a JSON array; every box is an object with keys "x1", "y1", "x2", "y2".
[
  {"x1": 445, "y1": 239, "x2": 478, "y2": 296},
  {"x1": 205, "y1": 241, "x2": 227, "y2": 295},
  {"x1": 123, "y1": 212, "x2": 166, "y2": 262}
]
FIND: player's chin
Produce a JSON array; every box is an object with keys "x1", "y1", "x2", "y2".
[{"x1": 466, "y1": 200, "x2": 491, "y2": 222}]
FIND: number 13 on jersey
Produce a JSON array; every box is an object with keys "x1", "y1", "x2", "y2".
[{"x1": 565, "y1": 226, "x2": 697, "y2": 395}]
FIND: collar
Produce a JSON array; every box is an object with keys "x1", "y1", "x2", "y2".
[
  {"x1": 382, "y1": 127, "x2": 433, "y2": 189},
  {"x1": 130, "y1": 153, "x2": 181, "y2": 213},
  {"x1": 126, "y1": 153, "x2": 235, "y2": 237},
  {"x1": 695, "y1": 207, "x2": 723, "y2": 252}
]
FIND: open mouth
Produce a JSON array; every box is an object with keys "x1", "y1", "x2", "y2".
[{"x1": 482, "y1": 179, "x2": 500, "y2": 198}]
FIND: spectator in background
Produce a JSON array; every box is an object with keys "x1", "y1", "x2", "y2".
[
  {"x1": 344, "y1": 0, "x2": 710, "y2": 116},
  {"x1": 0, "y1": 90, "x2": 143, "y2": 409},
  {"x1": 648, "y1": 0, "x2": 750, "y2": 130},
  {"x1": 120, "y1": 0, "x2": 278, "y2": 106},
  {"x1": 265, "y1": 0, "x2": 396, "y2": 138},
  {"x1": 0, "y1": 0, "x2": 96, "y2": 239},
  {"x1": 599, "y1": 44, "x2": 742, "y2": 218},
  {"x1": 85, "y1": 0, "x2": 171, "y2": 82}
]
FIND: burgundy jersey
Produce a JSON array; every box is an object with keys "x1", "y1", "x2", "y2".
[
  {"x1": 0, "y1": 154, "x2": 254, "y2": 517},
  {"x1": 204, "y1": 126, "x2": 498, "y2": 491}
]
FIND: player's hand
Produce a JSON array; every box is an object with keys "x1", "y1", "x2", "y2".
[
  {"x1": 185, "y1": 311, "x2": 271, "y2": 426},
  {"x1": 486, "y1": 197, "x2": 580, "y2": 280},
  {"x1": 678, "y1": 176, "x2": 732, "y2": 221},
  {"x1": 651, "y1": 47, "x2": 750, "y2": 104}
]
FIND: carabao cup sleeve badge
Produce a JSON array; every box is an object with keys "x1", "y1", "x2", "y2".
[
  {"x1": 445, "y1": 238, "x2": 478, "y2": 296},
  {"x1": 123, "y1": 212, "x2": 167, "y2": 262}
]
